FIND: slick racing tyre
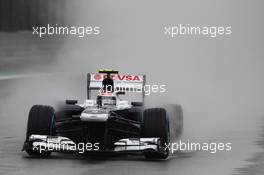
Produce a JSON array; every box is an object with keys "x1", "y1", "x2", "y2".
[
  {"x1": 141, "y1": 108, "x2": 169, "y2": 159},
  {"x1": 163, "y1": 104, "x2": 183, "y2": 140},
  {"x1": 25, "y1": 105, "x2": 55, "y2": 156}
]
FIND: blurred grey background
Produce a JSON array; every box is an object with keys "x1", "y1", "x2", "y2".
[
  {"x1": 0, "y1": 0, "x2": 264, "y2": 175},
  {"x1": 0, "y1": 0, "x2": 65, "y2": 31}
]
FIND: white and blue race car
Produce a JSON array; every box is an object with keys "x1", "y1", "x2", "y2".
[{"x1": 22, "y1": 69, "x2": 183, "y2": 159}]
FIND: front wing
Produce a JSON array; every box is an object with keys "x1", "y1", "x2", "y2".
[{"x1": 23, "y1": 135, "x2": 167, "y2": 154}]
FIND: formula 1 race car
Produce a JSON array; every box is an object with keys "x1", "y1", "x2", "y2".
[{"x1": 22, "y1": 69, "x2": 183, "y2": 159}]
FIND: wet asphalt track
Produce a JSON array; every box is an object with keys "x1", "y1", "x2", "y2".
[
  {"x1": 0, "y1": 76, "x2": 263, "y2": 175},
  {"x1": 0, "y1": 32, "x2": 264, "y2": 175}
]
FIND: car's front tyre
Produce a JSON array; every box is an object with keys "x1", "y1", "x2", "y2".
[{"x1": 24, "y1": 105, "x2": 55, "y2": 156}]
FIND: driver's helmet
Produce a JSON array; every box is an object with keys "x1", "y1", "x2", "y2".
[
  {"x1": 97, "y1": 92, "x2": 116, "y2": 107},
  {"x1": 97, "y1": 75, "x2": 116, "y2": 107}
]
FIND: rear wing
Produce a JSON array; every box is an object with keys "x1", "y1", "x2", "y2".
[{"x1": 87, "y1": 73, "x2": 146, "y2": 101}]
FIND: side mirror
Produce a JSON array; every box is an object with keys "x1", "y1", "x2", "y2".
[
  {"x1": 66, "y1": 100, "x2": 78, "y2": 105},
  {"x1": 131, "y1": 102, "x2": 143, "y2": 106},
  {"x1": 116, "y1": 91, "x2": 125, "y2": 95}
]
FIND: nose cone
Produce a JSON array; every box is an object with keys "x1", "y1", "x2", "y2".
[{"x1": 80, "y1": 109, "x2": 109, "y2": 122}]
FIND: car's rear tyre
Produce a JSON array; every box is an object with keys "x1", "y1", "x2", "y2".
[
  {"x1": 174, "y1": 105, "x2": 183, "y2": 137},
  {"x1": 141, "y1": 108, "x2": 169, "y2": 159},
  {"x1": 163, "y1": 104, "x2": 183, "y2": 140},
  {"x1": 25, "y1": 105, "x2": 55, "y2": 156}
]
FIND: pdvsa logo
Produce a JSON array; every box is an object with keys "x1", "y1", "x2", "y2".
[{"x1": 93, "y1": 74, "x2": 141, "y2": 81}]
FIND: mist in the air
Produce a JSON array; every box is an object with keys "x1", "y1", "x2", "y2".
[
  {"x1": 51, "y1": 0, "x2": 264, "y2": 140},
  {"x1": 1, "y1": 0, "x2": 264, "y2": 142}
]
